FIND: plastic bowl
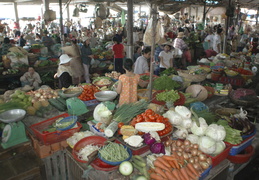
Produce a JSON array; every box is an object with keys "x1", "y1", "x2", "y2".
[
  {"x1": 227, "y1": 145, "x2": 255, "y2": 164},
  {"x1": 0, "y1": 109, "x2": 26, "y2": 123},
  {"x1": 72, "y1": 136, "x2": 118, "y2": 170},
  {"x1": 94, "y1": 91, "x2": 117, "y2": 101},
  {"x1": 98, "y1": 145, "x2": 132, "y2": 166},
  {"x1": 56, "y1": 116, "x2": 77, "y2": 131}
]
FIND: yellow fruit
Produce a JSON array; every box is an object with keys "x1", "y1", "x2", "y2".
[
  {"x1": 41, "y1": 100, "x2": 50, "y2": 107},
  {"x1": 27, "y1": 106, "x2": 36, "y2": 116},
  {"x1": 33, "y1": 101, "x2": 42, "y2": 110}
]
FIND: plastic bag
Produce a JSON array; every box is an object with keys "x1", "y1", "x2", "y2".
[
  {"x1": 143, "y1": 18, "x2": 165, "y2": 46},
  {"x1": 91, "y1": 58, "x2": 95, "y2": 65}
]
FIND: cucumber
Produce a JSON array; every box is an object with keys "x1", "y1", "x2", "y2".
[
  {"x1": 48, "y1": 99, "x2": 67, "y2": 111},
  {"x1": 131, "y1": 161, "x2": 149, "y2": 179},
  {"x1": 132, "y1": 156, "x2": 146, "y2": 168}
]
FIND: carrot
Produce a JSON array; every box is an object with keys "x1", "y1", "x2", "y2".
[
  {"x1": 177, "y1": 169, "x2": 186, "y2": 180},
  {"x1": 186, "y1": 163, "x2": 200, "y2": 177},
  {"x1": 185, "y1": 166, "x2": 198, "y2": 180},
  {"x1": 154, "y1": 160, "x2": 170, "y2": 171},
  {"x1": 173, "y1": 159, "x2": 180, "y2": 169},
  {"x1": 180, "y1": 167, "x2": 190, "y2": 180},
  {"x1": 168, "y1": 160, "x2": 176, "y2": 169},
  {"x1": 172, "y1": 169, "x2": 181, "y2": 180},
  {"x1": 153, "y1": 167, "x2": 167, "y2": 179},
  {"x1": 156, "y1": 157, "x2": 171, "y2": 168},
  {"x1": 165, "y1": 170, "x2": 177, "y2": 180},
  {"x1": 162, "y1": 155, "x2": 177, "y2": 161},
  {"x1": 150, "y1": 173, "x2": 165, "y2": 180},
  {"x1": 178, "y1": 155, "x2": 185, "y2": 166}
]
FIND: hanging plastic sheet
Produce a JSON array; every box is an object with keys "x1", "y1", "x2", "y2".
[
  {"x1": 143, "y1": 18, "x2": 166, "y2": 46},
  {"x1": 121, "y1": 10, "x2": 125, "y2": 26}
]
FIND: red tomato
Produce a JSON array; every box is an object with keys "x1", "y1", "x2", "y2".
[
  {"x1": 118, "y1": 122, "x2": 124, "y2": 128},
  {"x1": 148, "y1": 114, "x2": 155, "y2": 121},
  {"x1": 156, "y1": 116, "x2": 164, "y2": 123},
  {"x1": 117, "y1": 129, "x2": 122, "y2": 135},
  {"x1": 145, "y1": 109, "x2": 154, "y2": 114}
]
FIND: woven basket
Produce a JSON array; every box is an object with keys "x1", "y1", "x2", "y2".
[
  {"x1": 177, "y1": 70, "x2": 207, "y2": 82},
  {"x1": 228, "y1": 90, "x2": 259, "y2": 107},
  {"x1": 137, "y1": 89, "x2": 156, "y2": 101},
  {"x1": 215, "y1": 108, "x2": 240, "y2": 117}
]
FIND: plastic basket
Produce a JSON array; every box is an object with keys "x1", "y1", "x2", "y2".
[
  {"x1": 30, "y1": 113, "x2": 82, "y2": 145},
  {"x1": 199, "y1": 165, "x2": 212, "y2": 180},
  {"x1": 219, "y1": 76, "x2": 245, "y2": 87},
  {"x1": 242, "y1": 129, "x2": 256, "y2": 140},
  {"x1": 227, "y1": 145, "x2": 255, "y2": 164},
  {"x1": 207, "y1": 145, "x2": 231, "y2": 167},
  {"x1": 83, "y1": 99, "x2": 100, "y2": 106},
  {"x1": 225, "y1": 133, "x2": 256, "y2": 156}
]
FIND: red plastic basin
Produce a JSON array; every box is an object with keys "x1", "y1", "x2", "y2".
[{"x1": 227, "y1": 145, "x2": 255, "y2": 164}]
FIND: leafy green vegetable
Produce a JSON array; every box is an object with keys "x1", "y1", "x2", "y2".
[
  {"x1": 153, "y1": 76, "x2": 180, "y2": 90},
  {"x1": 140, "y1": 75, "x2": 149, "y2": 81},
  {"x1": 156, "y1": 90, "x2": 180, "y2": 102},
  {"x1": 217, "y1": 119, "x2": 243, "y2": 144},
  {"x1": 159, "y1": 67, "x2": 177, "y2": 76}
]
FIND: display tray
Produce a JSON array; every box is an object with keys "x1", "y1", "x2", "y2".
[
  {"x1": 207, "y1": 145, "x2": 231, "y2": 167},
  {"x1": 115, "y1": 131, "x2": 172, "y2": 155}
]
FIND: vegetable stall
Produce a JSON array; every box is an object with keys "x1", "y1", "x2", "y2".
[{"x1": 1, "y1": 51, "x2": 259, "y2": 179}]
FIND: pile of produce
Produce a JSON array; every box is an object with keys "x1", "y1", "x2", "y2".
[
  {"x1": 26, "y1": 88, "x2": 59, "y2": 103},
  {"x1": 159, "y1": 67, "x2": 177, "y2": 76},
  {"x1": 92, "y1": 77, "x2": 112, "y2": 86},
  {"x1": 130, "y1": 109, "x2": 173, "y2": 136},
  {"x1": 156, "y1": 90, "x2": 180, "y2": 103},
  {"x1": 10, "y1": 90, "x2": 32, "y2": 109},
  {"x1": 99, "y1": 142, "x2": 130, "y2": 162},
  {"x1": 105, "y1": 71, "x2": 121, "y2": 80},
  {"x1": 78, "y1": 84, "x2": 100, "y2": 101},
  {"x1": 153, "y1": 76, "x2": 180, "y2": 91}
]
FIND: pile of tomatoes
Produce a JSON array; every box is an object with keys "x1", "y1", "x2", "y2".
[
  {"x1": 130, "y1": 109, "x2": 173, "y2": 136},
  {"x1": 78, "y1": 85, "x2": 100, "y2": 101}
]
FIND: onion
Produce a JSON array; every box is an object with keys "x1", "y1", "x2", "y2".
[
  {"x1": 193, "y1": 144, "x2": 199, "y2": 149},
  {"x1": 180, "y1": 144, "x2": 185, "y2": 149},
  {"x1": 165, "y1": 139, "x2": 173, "y2": 147},
  {"x1": 206, "y1": 157, "x2": 212, "y2": 165},
  {"x1": 184, "y1": 140, "x2": 191, "y2": 146},
  {"x1": 183, "y1": 152, "x2": 189, "y2": 160},
  {"x1": 189, "y1": 157, "x2": 195, "y2": 164},
  {"x1": 191, "y1": 149, "x2": 198, "y2": 156},
  {"x1": 177, "y1": 152, "x2": 182, "y2": 157},
  {"x1": 184, "y1": 146, "x2": 191, "y2": 153},
  {"x1": 177, "y1": 147, "x2": 183, "y2": 152},
  {"x1": 194, "y1": 157, "x2": 199, "y2": 163},
  {"x1": 171, "y1": 145, "x2": 177, "y2": 152},
  {"x1": 176, "y1": 140, "x2": 183, "y2": 147},
  {"x1": 199, "y1": 154, "x2": 207, "y2": 161},
  {"x1": 200, "y1": 161, "x2": 210, "y2": 170}
]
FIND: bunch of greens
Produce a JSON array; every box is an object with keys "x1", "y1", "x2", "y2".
[
  {"x1": 217, "y1": 119, "x2": 243, "y2": 144},
  {"x1": 92, "y1": 76, "x2": 111, "y2": 84},
  {"x1": 156, "y1": 90, "x2": 180, "y2": 102},
  {"x1": 159, "y1": 67, "x2": 177, "y2": 76},
  {"x1": 140, "y1": 75, "x2": 149, "y2": 81},
  {"x1": 153, "y1": 76, "x2": 180, "y2": 90}
]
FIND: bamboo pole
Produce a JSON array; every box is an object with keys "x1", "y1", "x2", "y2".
[{"x1": 148, "y1": 3, "x2": 158, "y2": 101}]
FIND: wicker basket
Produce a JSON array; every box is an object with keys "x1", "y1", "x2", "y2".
[
  {"x1": 137, "y1": 89, "x2": 156, "y2": 101},
  {"x1": 177, "y1": 70, "x2": 207, "y2": 82},
  {"x1": 215, "y1": 108, "x2": 240, "y2": 117},
  {"x1": 228, "y1": 90, "x2": 259, "y2": 107}
]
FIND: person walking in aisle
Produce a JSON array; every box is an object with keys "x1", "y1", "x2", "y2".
[{"x1": 81, "y1": 37, "x2": 93, "y2": 83}]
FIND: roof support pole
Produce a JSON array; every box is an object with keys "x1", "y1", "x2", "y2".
[
  {"x1": 223, "y1": 0, "x2": 232, "y2": 54},
  {"x1": 256, "y1": 7, "x2": 259, "y2": 25},
  {"x1": 59, "y1": 0, "x2": 64, "y2": 46},
  {"x1": 42, "y1": 0, "x2": 50, "y2": 11},
  {"x1": 13, "y1": 2, "x2": 19, "y2": 30},
  {"x1": 126, "y1": 0, "x2": 134, "y2": 59},
  {"x1": 148, "y1": 3, "x2": 157, "y2": 101}
]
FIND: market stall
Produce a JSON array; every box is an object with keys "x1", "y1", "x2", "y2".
[{"x1": 0, "y1": 60, "x2": 258, "y2": 179}]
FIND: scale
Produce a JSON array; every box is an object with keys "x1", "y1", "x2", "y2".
[{"x1": 0, "y1": 109, "x2": 28, "y2": 149}]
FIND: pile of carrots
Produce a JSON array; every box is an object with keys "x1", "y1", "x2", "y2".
[
  {"x1": 149, "y1": 154, "x2": 203, "y2": 180},
  {"x1": 78, "y1": 85, "x2": 100, "y2": 101}
]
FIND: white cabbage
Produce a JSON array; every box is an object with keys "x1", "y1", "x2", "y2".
[{"x1": 205, "y1": 124, "x2": 226, "y2": 141}]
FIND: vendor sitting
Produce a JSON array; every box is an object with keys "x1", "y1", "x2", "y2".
[
  {"x1": 54, "y1": 54, "x2": 73, "y2": 88},
  {"x1": 20, "y1": 67, "x2": 42, "y2": 90}
]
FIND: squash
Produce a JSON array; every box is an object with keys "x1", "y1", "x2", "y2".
[
  {"x1": 27, "y1": 106, "x2": 36, "y2": 116},
  {"x1": 41, "y1": 100, "x2": 50, "y2": 107},
  {"x1": 33, "y1": 101, "x2": 42, "y2": 110},
  {"x1": 135, "y1": 122, "x2": 165, "y2": 133}
]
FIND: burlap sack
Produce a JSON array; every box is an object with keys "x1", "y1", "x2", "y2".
[{"x1": 61, "y1": 46, "x2": 77, "y2": 57}]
